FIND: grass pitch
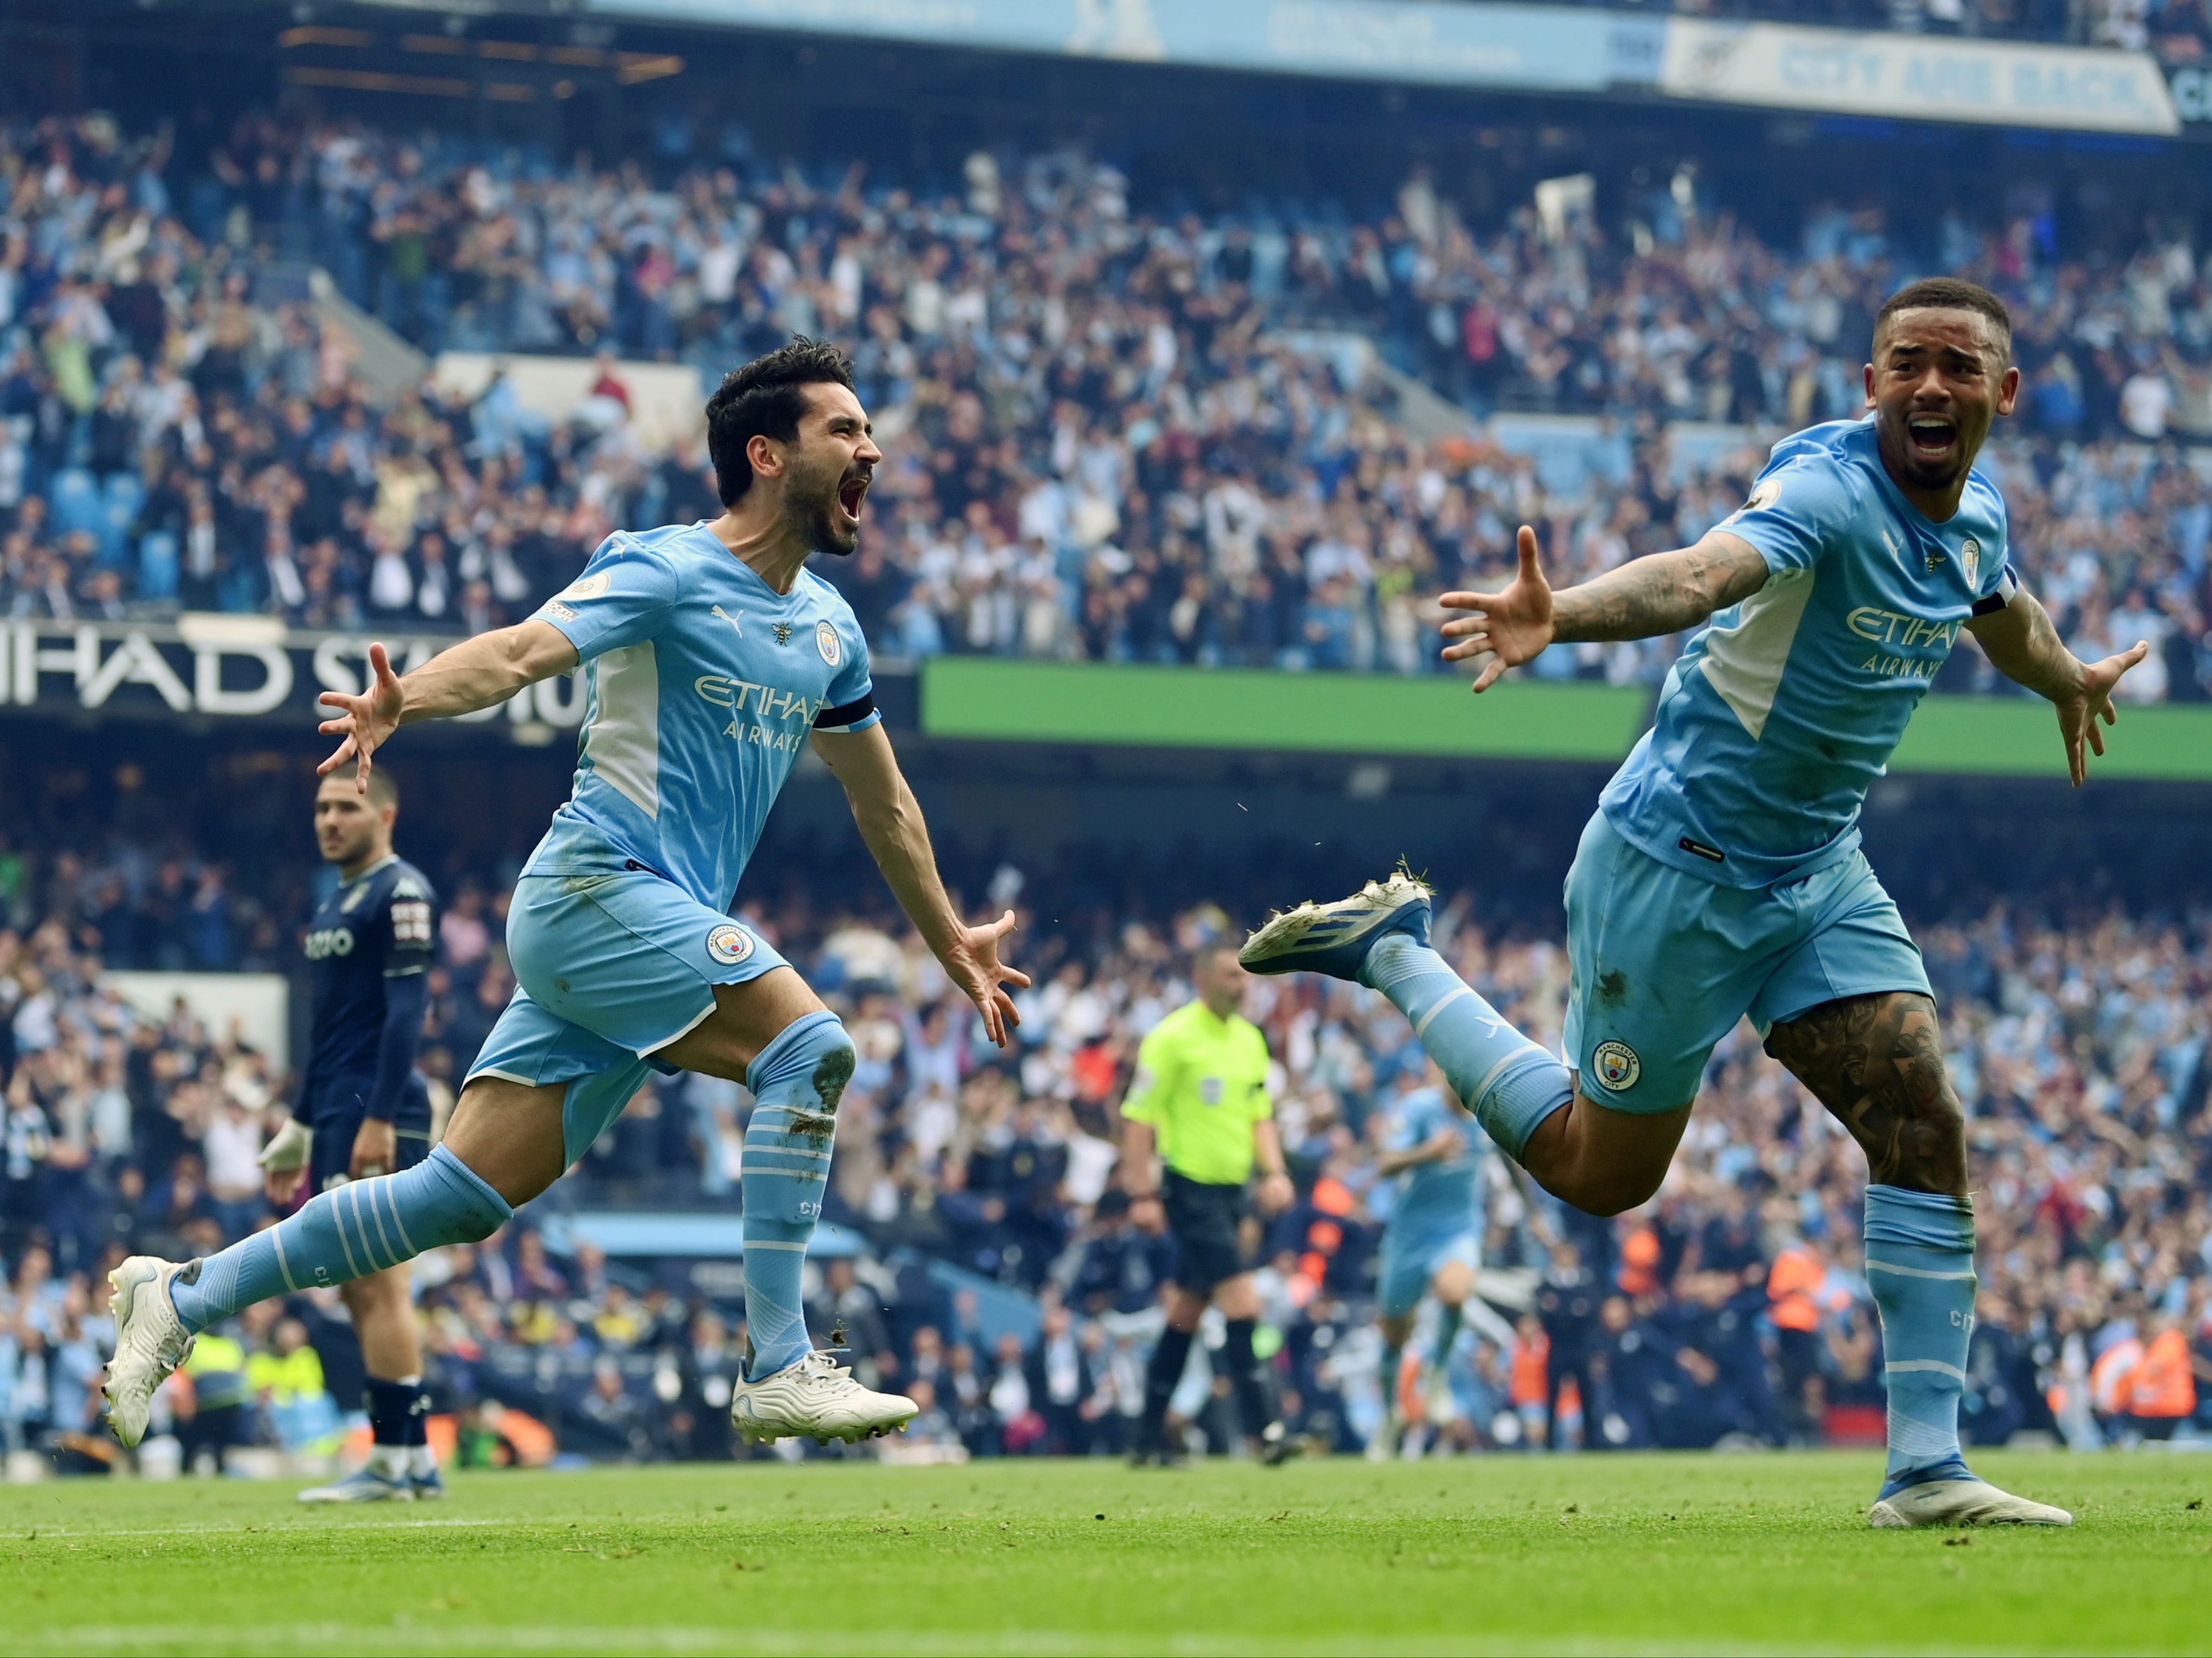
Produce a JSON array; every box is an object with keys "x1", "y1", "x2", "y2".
[{"x1": 2, "y1": 1452, "x2": 2208, "y2": 1655}]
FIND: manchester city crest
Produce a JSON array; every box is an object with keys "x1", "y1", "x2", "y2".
[
  {"x1": 1960, "y1": 537, "x2": 1981, "y2": 587},
  {"x1": 1593, "y1": 1039, "x2": 1642, "y2": 1091},
  {"x1": 705, "y1": 925, "x2": 755, "y2": 966}
]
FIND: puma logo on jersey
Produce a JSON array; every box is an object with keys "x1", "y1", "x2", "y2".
[{"x1": 712, "y1": 605, "x2": 744, "y2": 638}]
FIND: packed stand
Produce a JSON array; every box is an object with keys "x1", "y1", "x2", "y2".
[
  {"x1": 3, "y1": 816, "x2": 2208, "y2": 1467},
  {"x1": 3, "y1": 111, "x2": 2210, "y2": 698}
]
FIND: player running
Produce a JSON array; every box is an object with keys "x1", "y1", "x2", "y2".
[
  {"x1": 1369, "y1": 1066, "x2": 1491, "y2": 1459},
  {"x1": 1243, "y1": 279, "x2": 2143, "y2": 1527},
  {"x1": 257, "y1": 771, "x2": 445, "y2": 1501},
  {"x1": 103, "y1": 339, "x2": 1028, "y2": 1453}
]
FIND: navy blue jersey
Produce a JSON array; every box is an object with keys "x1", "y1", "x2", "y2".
[{"x1": 298, "y1": 854, "x2": 436, "y2": 1103}]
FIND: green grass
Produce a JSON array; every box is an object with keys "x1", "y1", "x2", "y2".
[{"x1": 2, "y1": 1453, "x2": 2209, "y2": 1655}]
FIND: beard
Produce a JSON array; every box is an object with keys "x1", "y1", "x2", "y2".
[
  {"x1": 806, "y1": 494, "x2": 858, "y2": 555},
  {"x1": 790, "y1": 459, "x2": 860, "y2": 556}
]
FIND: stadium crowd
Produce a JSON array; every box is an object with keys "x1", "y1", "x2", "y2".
[
  {"x1": 2, "y1": 810, "x2": 2207, "y2": 1469},
  {"x1": 3, "y1": 109, "x2": 2210, "y2": 699}
]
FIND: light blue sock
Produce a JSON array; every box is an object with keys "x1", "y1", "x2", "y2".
[
  {"x1": 1865, "y1": 1184, "x2": 1977, "y2": 1496},
  {"x1": 1361, "y1": 934, "x2": 1573, "y2": 1160},
  {"x1": 170, "y1": 1145, "x2": 511, "y2": 1335},
  {"x1": 741, "y1": 1010, "x2": 854, "y2": 1381}
]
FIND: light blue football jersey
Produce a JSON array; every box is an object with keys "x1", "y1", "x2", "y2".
[
  {"x1": 1384, "y1": 1086, "x2": 1487, "y2": 1239},
  {"x1": 520, "y1": 523, "x2": 879, "y2": 908},
  {"x1": 1600, "y1": 419, "x2": 2018, "y2": 890}
]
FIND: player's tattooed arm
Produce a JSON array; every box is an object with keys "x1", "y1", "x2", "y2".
[
  {"x1": 1763, "y1": 991, "x2": 1968, "y2": 1197},
  {"x1": 317, "y1": 623, "x2": 580, "y2": 788},
  {"x1": 1967, "y1": 589, "x2": 2150, "y2": 787},
  {"x1": 1440, "y1": 526, "x2": 1767, "y2": 692}
]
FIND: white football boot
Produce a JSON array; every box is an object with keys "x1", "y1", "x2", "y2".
[
  {"x1": 1366, "y1": 1401, "x2": 1405, "y2": 1462},
  {"x1": 1240, "y1": 870, "x2": 1433, "y2": 981},
  {"x1": 729, "y1": 1349, "x2": 918, "y2": 1446},
  {"x1": 1868, "y1": 1476, "x2": 2073, "y2": 1528},
  {"x1": 298, "y1": 1465, "x2": 416, "y2": 1504},
  {"x1": 103, "y1": 1257, "x2": 198, "y2": 1448}
]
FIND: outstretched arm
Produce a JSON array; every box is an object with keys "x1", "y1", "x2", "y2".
[
  {"x1": 318, "y1": 622, "x2": 581, "y2": 788},
  {"x1": 1375, "y1": 1128, "x2": 1460, "y2": 1178},
  {"x1": 1966, "y1": 590, "x2": 2148, "y2": 787},
  {"x1": 811, "y1": 721, "x2": 1030, "y2": 1047},
  {"x1": 1440, "y1": 524, "x2": 1770, "y2": 692}
]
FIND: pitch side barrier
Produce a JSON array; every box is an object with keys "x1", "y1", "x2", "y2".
[
  {"x1": 920, "y1": 658, "x2": 2212, "y2": 784},
  {"x1": 8, "y1": 619, "x2": 2206, "y2": 781},
  {"x1": 0, "y1": 616, "x2": 586, "y2": 743}
]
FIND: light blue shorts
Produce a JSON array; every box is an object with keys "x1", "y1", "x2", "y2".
[
  {"x1": 466, "y1": 870, "x2": 788, "y2": 1164},
  {"x1": 1378, "y1": 1228, "x2": 1480, "y2": 1320},
  {"x1": 1561, "y1": 811, "x2": 1930, "y2": 1116}
]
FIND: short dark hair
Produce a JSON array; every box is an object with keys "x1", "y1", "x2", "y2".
[
  {"x1": 322, "y1": 768, "x2": 398, "y2": 809},
  {"x1": 704, "y1": 337, "x2": 856, "y2": 507},
  {"x1": 1874, "y1": 278, "x2": 2013, "y2": 360}
]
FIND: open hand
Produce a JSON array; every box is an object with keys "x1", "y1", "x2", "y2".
[
  {"x1": 939, "y1": 909, "x2": 1032, "y2": 1049},
  {"x1": 2057, "y1": 640, "x2": 2150, "y2": 787},
  {"x1": 317, "y1": 641, "x2": 405, "y2": 790},
  {"x1": 1439, "y1": 525, "x2": 1556, "y2": 693}
]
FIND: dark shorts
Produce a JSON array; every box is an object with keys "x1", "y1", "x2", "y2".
[
  {"x1": 303, "y1": 1072, "x2": 433, "y2": 1192},
  {"x1": 1163, "y1": 1171, "x2": 1251, "y2": 1294}
]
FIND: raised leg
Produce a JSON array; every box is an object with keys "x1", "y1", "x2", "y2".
[{"x1": 1520, "y1": 1093, "x2": 1693, "y2": 1218}]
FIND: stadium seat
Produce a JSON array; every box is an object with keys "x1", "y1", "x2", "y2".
[
  {"x1": 99, "y1": 473, "x2": 143, "y2": 568},
  {"x1": 50, "y1": 468, "x2": 102, "y2": 540},
  {"x1": 138, "y1": 531, "x2": 178, "y2": 600}
]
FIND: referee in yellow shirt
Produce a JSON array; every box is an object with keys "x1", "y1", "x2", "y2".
[{"x1": 1119, "y1": 939, "x2": 1296, "y2": 1464}]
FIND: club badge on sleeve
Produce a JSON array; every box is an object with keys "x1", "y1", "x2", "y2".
[
  {"x1": 1593, "y1": 1040, "x2": 1642, "y2": 1090},
  {"x1": 705, "y1": 925, "x2": 756, "y2": 965}
]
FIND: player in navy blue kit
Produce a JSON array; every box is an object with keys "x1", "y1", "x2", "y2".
[
  {"x1": 254, "y1": 770, "x2": 444, "y2": 1503},
  {"x1": 106, "y1": 340, "x2": 1027, "y2": 1455},
  {"x1": 1243, "y1": 280, "x2": 2148, "y2": 1527}
]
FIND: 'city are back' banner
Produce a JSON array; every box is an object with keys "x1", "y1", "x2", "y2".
[{"x1": 558, "y1": 0, "x2": 2179, "y2": 135}]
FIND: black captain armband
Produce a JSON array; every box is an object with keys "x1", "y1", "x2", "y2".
[
  {"x1": 1970, "y1": 563, "x2": 2022, "y2": 617},
  {"x1": 813, "y1": 693, "x2": 876, "y2": 730}
]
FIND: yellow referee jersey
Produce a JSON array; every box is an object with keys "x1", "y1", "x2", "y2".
[{"x1": 1122, "y1": 1000, "x2": 1273, "y2": 1186}]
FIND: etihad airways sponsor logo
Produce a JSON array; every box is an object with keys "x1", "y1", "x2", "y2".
[
  {"x1": 694, "y1": 674, "x2": 825, "y2": 751},
  {"x1": 1845, "y1": 606, "x2": 1963, "y2": 651},
  {"x1": 693, "y1": 675, "x2": 827, "y2": 721},
  {"x1": 1858, "y1": 652, "x2": 1942, "y2": 681}
]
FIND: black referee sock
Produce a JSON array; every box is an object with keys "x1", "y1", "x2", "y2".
[
  {"x1": 1222, "y1": 1318, "x2": 1280, "y2": 1443},
  {"x1": 366, "y1": 1376, "x2": 428, "y2": 1450},
  {"x1": 1141, "y1": 1325, "x2": 1195, "y2": 1448}
]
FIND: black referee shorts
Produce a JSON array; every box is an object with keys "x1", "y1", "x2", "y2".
[{"x1": 1163, "y1": 1169, "x2": 1252, "y2": 1294}]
